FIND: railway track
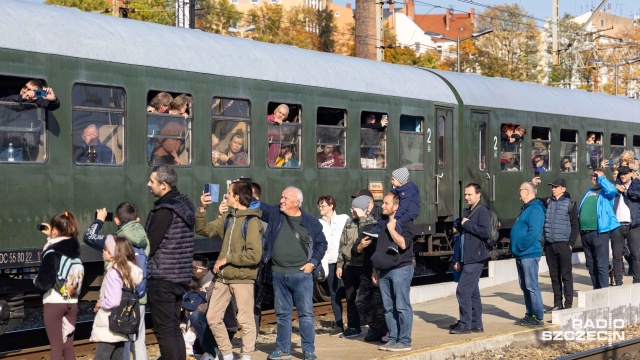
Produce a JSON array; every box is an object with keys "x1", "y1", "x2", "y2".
[
  {"x1": 556, "y1": 337, "x2": 640, "y2": 360},
  {"x1": 0, "y1": 302, "x2": 335, "y2": 359}
]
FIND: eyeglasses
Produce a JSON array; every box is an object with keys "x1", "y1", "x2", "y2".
[{"x1": 317, "y1": 204, "x2": 329, "y2": 209}]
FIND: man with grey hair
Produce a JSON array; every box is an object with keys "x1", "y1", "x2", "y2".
[
  {"x1": 260, "y1": 186, "x2": 327, "y2": 360},
  {"x1": 145, "y1": 164, "x2": 196, "y2": 360},
  {"x1": 74, "y1": 124, "x2": 114, "y2": 163},
  {"x1": 511, "y1": 182, "x2": 545, "y2": 326}
]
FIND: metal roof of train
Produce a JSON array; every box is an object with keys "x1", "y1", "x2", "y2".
[
  {"x1": 430, "y1": 69, "x2": 640, "y2": 122},
  {"x1": 0, "y1": 0, "x2": 457, "y2": 104}
]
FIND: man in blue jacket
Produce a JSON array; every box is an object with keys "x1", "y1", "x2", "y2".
[
  {"x1": 511, "y1": 182, "x2": 545, "y2": 326},
  {"x1": 611, "y1": 166, "x2": 640, "y2": 285},
  {"x1": 449, "y1": 183, "x2": 491, "y2": 334},
  {"x1": 261, "y1": 187, "x2": 327, "y2": 360},
  {"x1": 580, "y1": 169, "x2": 620, "y2": 289}
]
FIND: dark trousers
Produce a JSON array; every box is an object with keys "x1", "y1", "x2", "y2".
[
  {"x1": 582, "y1": 231, "x2": 610, "y2": 289},
  {"x1": 342, "y1": 264, "x2": 362, "y2": 330},
  {"x1": 94, "y1": 342, "x2": 125, "y2": 360},
  {"x1": 148, "y1": 279, "x2": 186, "y2": 360},
  {"x1": 544, "y1": 242, "x2": 573, "y2": 308},
  {"x1": 43, "y1": 303, "x2": 77, "y2": 360},
  {"x1": 188, "y1": 310, "x2": 218, "y2": 356},
  {"x1": 355, "y1": 276, "x2": 387, "y2": 335},
  {"x1": 611, "y1": 225, "x2": 640, "y2": 284},
  {"x1": 326, "y1": 263, "x2": 344, "y2": 329},
  {"x1": 456, "y1": 261, "x2": 484, "y2": 330}
]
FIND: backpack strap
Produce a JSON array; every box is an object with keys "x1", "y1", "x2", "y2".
[{"x1": 224, "y1": 214, "x2": 258, "y2": 242}]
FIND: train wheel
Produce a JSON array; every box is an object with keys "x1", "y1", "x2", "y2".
[{"x1": 313, "y1": 281, "x2": 331, "y2": 302}]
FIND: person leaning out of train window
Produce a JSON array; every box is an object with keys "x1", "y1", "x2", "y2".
[
  {"x1": 150, "y1": 121, "x2": 185, "y2": 166},
  {"x1": 274, "y1": 144, "x2": 299, "y2": 167},
  {"x1": 33, "y1": 211, "x2": 81, "y2": 360},
  {"x1": 147, "y1": 92, "x2": 173, "y2": 114},
  {"x1": 531, "y1": 155, "x2": 547, "y2": 173},
  {"x1": 74, "y1": 124, "x2": 114, "y2": 164},
  {"x1": 0, "y1": 79, "x2": 60, "y2": 111},
  {"x1": 361, "y1": 113, "x2": 388, "y2": 131},
  {"x1": 213, "y1": 132, "x2": 248, "y2": 166},
  {"x1": 578, "y1": 169, "x2": 620, "y2": 289},
  {"x1": 169, "y1": 94, "x2": 192, "y2": 119},
  {"x1": 267, "y1": 104, "x2": 289, "y2": 167},
  {"x1": 317, "y1": 144, "x2": 343, "y2": 168}
]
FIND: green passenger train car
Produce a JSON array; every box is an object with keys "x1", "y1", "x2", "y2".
[{"x1": 1, "y1": 0, "x2": 640, "y2": 332}]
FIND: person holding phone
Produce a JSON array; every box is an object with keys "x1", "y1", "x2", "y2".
[{"x1": 0, "y1": 79, "x2": 60, "y2": 111}]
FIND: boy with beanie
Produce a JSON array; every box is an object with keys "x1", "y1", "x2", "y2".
[{"x1": 383, "y1": 167, "x2": 420, "y2": 254}]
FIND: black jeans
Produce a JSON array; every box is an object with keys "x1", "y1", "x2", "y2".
[
  {"x1": 355, "y1": 276, "x2": 387, "y2": 335},
  {"x1": 544, "y1": 242, "x2": 573, "y2": 307},
  {"x1": 148, "y1": 279, "x2": 186, "y2": 360},
  {"x1": 610, "y1": 225, "x2": 640, "y2": 284},
  {"x1": 342, "y1": 264, "x2": 362, "y2": 330},
  {"x1": 94, "y1": 342, "x2": 125, "y2": 360},
  {"x1": 582, "y1": 231, "x2": 610, "y2": 289},
  {"x1": 326, "y1": 263, "x2": 344, "y2": 329},
  {"x1": 456, "y1": 261, "x2": 485, "y2": 330}
]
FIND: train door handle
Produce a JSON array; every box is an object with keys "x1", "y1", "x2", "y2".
[{"x1": 435, "y1": 173, "x2": 443, "y2": 205}]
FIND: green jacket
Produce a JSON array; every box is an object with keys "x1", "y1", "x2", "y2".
[
  {"x1": 195, "y1": 208, "x2": 263, "y2": 284},
  {"x1": 336, "y1": 214, "x2": 377, "y2": 269}
]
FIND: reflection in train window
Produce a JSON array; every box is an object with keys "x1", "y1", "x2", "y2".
[
  {"x1": 72, "y1": 84, "x2": 125, "y2": 165},
  {"x1": 316, "y1": 107, "x2": 346, "y2": 169},
  {"x1": 478, "y1": 122, "x2": 486, "y2": 172},
  {"x1": 399, "y1": 115, "x2": 423, "y2": 170},
  {"x1": 559, "y1": 129, "x2": 578, "y2": 173},
  {"x1": 586, "y1": 131, "x2": 603, "y2": 171},
  {"x1": 531, "y1": 126, "x2": 550, "y2": 173},
  {"x1": 500, "y1": 123, "x2": 525, "y2": 172},
  {"x1": 633, "y1": 136, "x2": 640, "y2": 162},
  {"x1": 610, "y1": 133, "x2": 626, "y2": 167},
  {"x1": 211, "y1": 98, "x2": 250, "y2": 167},
  {"x1": 267, "y1": 102, "x2": 302, "y2": 168},
  {"x1": 0, "y1": 76, "x2": 49, "y2": 163},
  {"x1": 147, "y1": 91, "x2": 192, "y2": 166},
  {"x1": 360, "y1": 112, "x2": 387, "y2": 169}
]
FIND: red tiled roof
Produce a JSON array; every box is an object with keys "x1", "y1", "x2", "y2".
[{"x1": 414, "y1": 13, "x2": 474, "y2": 40}]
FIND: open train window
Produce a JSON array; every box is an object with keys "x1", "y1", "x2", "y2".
[
  {"x1": 267, "y1": 102, "x2": 301, "y2": 168},
  {"x1": 146, "y1": 91, "x2": 192, "y2": 167},
  {"x1": 610, "y1": 133, "x2": 626, "y2": 166},
  {"x1": 211, "y1": 98, "x2": 250, "y2": 167},
  {"x1": 360, "y1": 111, "x2": 387, "y2": 169},
  {"x1": 316, "y1": 107, "x2": 346, "y2": 169},
  {"x1": 399, "y1": 115, "x2": 423, "y2": 170},
  {"x1": 634, "y1": 136, "x2": 640, "y2": 162},
  {"x1": 72, "y1": 84, "x2": 125, "y2": 165},
  {"x1": 0, "y1": 76, "x2": 50, "y2": 163},
  {"x1": 500, "y1": 123, "x2": 525, "y2": 172},
  {"x1": 586, "y1": 131, "x2": 603, "y2": 171},
  {"x1": 531, "y1": 126, "x2": 550, "y2": 173},
  {"x1": 478, "y1": 122, "x2": 487, "y2": 172},
  {"x1": 559, "y1": 129, "x2": 578, "y2": 173}
]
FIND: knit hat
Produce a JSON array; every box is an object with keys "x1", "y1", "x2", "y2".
[
  {"x1": 392, "y1": 167, "x2": 409, "y2": 185},
  {"x1": 105, "y1": 235, "x2": 116, "y2": 257},
  {"x1": 351, "y1": 195, "x2": 370, "y2": 212}
]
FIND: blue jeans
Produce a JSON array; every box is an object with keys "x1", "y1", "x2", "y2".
[
  {"x1": 188, "y1": 310, "x2": 218, "y2": 356},
  {"x1": 378, "y1": 265, "x2": 413, "y2": 346},
  {"x1": 582, "y1": 231, "x2": 610, "y2": 289},
  {"x1": 272, "y1": 271, "x2": 315, "y2": 353},
  {"x1": 515, "y1": 257, "x2": 543, "y2": 319}
]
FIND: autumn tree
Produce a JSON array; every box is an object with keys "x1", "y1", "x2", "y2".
[
  {"x1": 382, "y1": 24, "x2": 439, "y2": 68},
  {"x1": 46, "y1": 0, "x2": 109, "y2": 13},
  {"x1": 128, "y1": 0, "x2": 173, "y2": 26},
  {"x1": 474, "y1": 4, "x2": 541, "y2": 81},
  {"x1": 201, "y1": 0, "x2": 242, "y2": 35},
  {"x1": 437, "y1": 40, "x2": 479, "y2": 72}
]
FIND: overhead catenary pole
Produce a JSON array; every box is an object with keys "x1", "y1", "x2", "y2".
[
  {"x1": 552, "y1": 0, "x2": 559, "y2": 66},
  {"x1": 376, "y1": 0, "x2": 383, "y2": 61}
]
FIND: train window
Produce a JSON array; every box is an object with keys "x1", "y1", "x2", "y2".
[
  {"x1": 211, "y1": 98, "x2": 251, "y2": 167},
  {"x1": 267, "y1": 102, "x2": 302, "y2": 168},
  {"x1": 586, "y1": 131, "x2": 603, "y2": 171},
  {"x1": 146, "y1": 91, "x2": 192, "y2": 166},
  {"x1": 436, "y1": 114, "x2": 445, "y2": 168},
  {"x1": 500, "y1": 123, "x2": 525, "y2": 172},
  {"x1": 559, "y1": 129, "x2": 578, "y2": 173},
  {"x1": 531, "y1": 127, "x2": 550, "y2": 173},
  {"x1": 0, "y1": 76, "x2": 49, "y2": 163},
  {"x1": 360, "y1": 112, "x2": 387, "y2": 169},
  {"x1": 633, "y1": 136, "x2": 640, "y2": 162},
  {"x1": 72, "y1": 84, "x2": 125, "y2": 165},
  {"x1": 316, "y1": 107, "x2": 346, "y2": 169},
  {"x1": 610, "y1": 133, "x2": 626, "y2": 167},
  {"x1": 399, "y1": 115, "x2": 423, "y2": 170},
  {"x1": 479, "y1": 122, "x2": 486, "y2": 172}
]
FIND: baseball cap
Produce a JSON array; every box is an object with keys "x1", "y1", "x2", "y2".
[
  {"x1": 548, "y1": 178, "x2": 567, "y2": 187},
  {"x1": 351, "y1": 189, "x2": 373, "y2": 198}
]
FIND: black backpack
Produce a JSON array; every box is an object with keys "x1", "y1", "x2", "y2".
[
  {"x1": 467, "y1": 204, "x2": 500, "y2": 249},
  {"x1": 108, "y1": 271, "x2": 141, "y2": 335}
]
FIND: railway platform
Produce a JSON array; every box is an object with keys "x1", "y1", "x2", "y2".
[{"x1": 250, "y1": 256, "x2": 628, "y2": 360}]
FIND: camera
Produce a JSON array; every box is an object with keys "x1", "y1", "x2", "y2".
[
  {"x1": 37, "y1": 224, "x2": 47, "y2": 231},
  {"x1": 607, "y1": 160, "x2": 615, "y2": 167},
  {"x1": 33, "y1": 89, "x2": 47, "y2": 99},
  {"x1": 95, "y1": 211, "x2": 114, "y2": 222}
]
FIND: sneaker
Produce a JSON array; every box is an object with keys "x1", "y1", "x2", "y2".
[
  {"x1": 222, "y1": 353, "x2": 235, "y2": 360},
  {"x1": 341, "y1": 327, "x2": 363, "y2": 338},
  {"x1": 363, "y1": 329, "x2": 384, "y2": 342},
  {"x1": 471, "y1": 327, "x2": 484, "y2": 333},
  {"x1": 329, "y1": 326, "x2": 343, "y2": 337},
  {"x1": 381, "y1": 331, "x2": 390, "y2": 342},
  {"x1": 514, "y1": 315, "x2": 531, "y2": 326},
  {"x1": 449, "y1": 325, "x2": 471, "y2": 335},
  {"x1": 303, "y1": 351, "x2": 317, "y2": 360},
  {"x1": 378, "y1": 340, "x2": 396, "y2": 351},
  {"x1": 386, "y1": 342, "x2": 412, "y2": 352},
  {"x1": 448, "y1": 320, "x2": 461, "y2": 330},
  {"x1": 523, "y1": 315, "x2": 544, "y2": 326},
  {"x1": 201, "y1": 353, "x2": 217, "y2": 360},
  {"x1": 267, "y1": 351, "x2": 291, "y2": 360}
]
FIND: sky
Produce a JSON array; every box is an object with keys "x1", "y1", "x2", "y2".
[{"x1": 331, "y1": 0, "x2": 640, "y2": 22}]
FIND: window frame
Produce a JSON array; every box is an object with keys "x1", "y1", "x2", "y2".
[
  {"x1": 399, "y1": 114, "x2": 424, "y2": 171},
  {"x1": 531, "y1": 126, "x2": 551, "y2": 173},
  {"x1": 585, "y1": 130, "x2": 603, "y2": 172},
  {"x1": 359, "y1": 110, "x2": 388, "y2": 170},
  {"x1": 316, "y1": 106, "x2": 347, "y2": 170},
  {"x1": 211, "y1": 97, "x2": 251, "y2": 168},
  {"x1": 559, "y1": 129, "x2": 578, "y2": 173},
  {"x1": 267, "y1": 102, "x2": 303, "y2": 169}
]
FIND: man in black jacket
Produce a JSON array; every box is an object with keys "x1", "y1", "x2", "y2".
[
  {"x1": 449, "y1": 183, "x2": 491, "y2": 334},
  {"x1": 145, "y1": 165, "x2": 195, "y2": 360},
  {"x1": 370, "y1": 193, "x2": 414, "y2": 352},
  {"x1": 612, "y1": 166, "x2": 640, "y2": 284}
]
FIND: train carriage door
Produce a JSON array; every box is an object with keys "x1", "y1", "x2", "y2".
[
  {"x1": 470, "y1": 111, "x2": 492, "y2": 205},
  {"x1": 434, "y1": 107, "x2": 454, "y2": 218}
]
